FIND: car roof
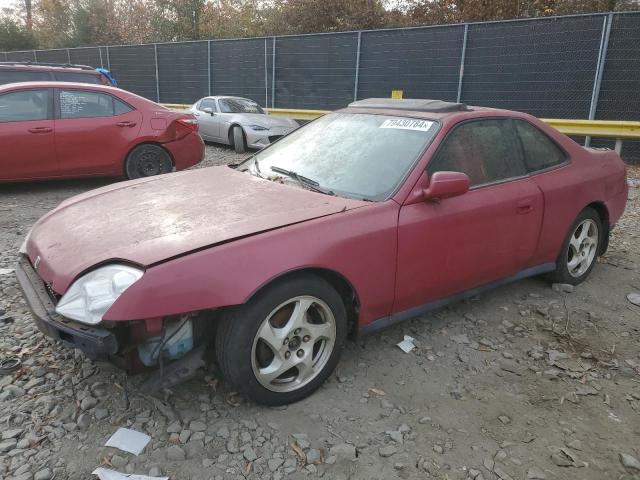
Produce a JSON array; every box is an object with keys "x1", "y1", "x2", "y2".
[
  {"x1": 0, "y1": 62, "x2": 98, "y2": 73},
  {"x1": 0, "y1": 81, "x2": 117, "y2": 92}
]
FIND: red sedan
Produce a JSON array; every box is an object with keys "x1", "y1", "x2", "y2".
[
  {"x1": 16, "y1": 98, "x2": 627, "y2": 405},
  {"x1": 0, "y1": 82, "x2": 203, "y2": 182}
]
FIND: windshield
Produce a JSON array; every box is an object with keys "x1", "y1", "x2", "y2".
[
  {"x1": 219, "y1": 98, "x2": 265, "y2": 114},
  {"x1": 240, "y1": 113, "x2": 439, "y2": 201}
]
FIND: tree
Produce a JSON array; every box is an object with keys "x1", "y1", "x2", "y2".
[{"x1": 0, "y1": 16, "x2": 36, "y2": 50}]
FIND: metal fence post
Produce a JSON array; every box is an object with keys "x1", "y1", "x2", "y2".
[
  {"x1": 207, "y1": 40, "x2": 212, "y2": 97},
  {"x1": 99, "y1": 47, "x2": 103, "y2": 68},
  {"x1": 33, "y1": 50, "x2": 38, "y2": 62},
  {"x1": 353, "y1": 31, "x2": 362, "y2": 102},
  {"x1": 67, "y1": 49, "x2": 71, "y2": 63},
  {"x1": 154, "y1": 44, "x2": 160, "y2": 102},
  {"x1": 3, "y1": 52, "x2": 7, "y2": 61},
  {"x1": 586, "y1": 13, "x2": 613, "y2": 147},
  {"x1": 456, "y1": 24, "x2": 469, "y2": 104},
  {"x1": 106, "y1": 46, "x2": 111, "y2": 71},
  {"x1": 264, "y1": 38, "x2": 268, "y2": 107},
  {"x1": 271, "y1": 37, "x2": 276, "y2": 108}
]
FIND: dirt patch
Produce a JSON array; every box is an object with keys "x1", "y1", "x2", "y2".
[{"x1": 0, "y1": 152, "x2": 639, "y2": 480}]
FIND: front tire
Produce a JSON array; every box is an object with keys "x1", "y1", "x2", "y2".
[
  {"x1": 125, "y1": 144, "x2": 172, "y2": 179},
  {"x1": 549, "y1": 207, "x2": 602, "y2": 285},
  {"x1": 215, "y1": 274, "x2": 347, "y2": 405},
  {"x1": 231, "y1": 126, "x2": 246, "y2": 153}
]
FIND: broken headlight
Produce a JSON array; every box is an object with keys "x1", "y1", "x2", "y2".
[{"x1": 55, "y1": 264, "x2": 143, "y2": 325}]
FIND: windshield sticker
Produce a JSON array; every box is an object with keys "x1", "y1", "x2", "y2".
[{"x1": 380, "y1": 119, "x2": 434, "y2": 131}]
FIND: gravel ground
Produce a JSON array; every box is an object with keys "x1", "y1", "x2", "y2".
[{"x1": 1, "y1": 146, "x2": 639, "y2": 480}]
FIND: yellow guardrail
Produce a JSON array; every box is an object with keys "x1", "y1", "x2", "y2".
[{"x1": 163, "y1": 103, "x2": 639, "y2": 154}]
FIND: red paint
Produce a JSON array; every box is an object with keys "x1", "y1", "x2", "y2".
[
  {"x1": 24, "y1": 105, "x2": 628, "y2": 333},
  {"x1": 0, "y1": 82, "x2": 203, "y2": 182}
]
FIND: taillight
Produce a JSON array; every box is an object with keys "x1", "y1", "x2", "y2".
[{"x1": 176, "y1": 117, "x2": 198, "y2": 132}]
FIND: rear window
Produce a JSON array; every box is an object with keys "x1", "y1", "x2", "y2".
[
  {"x1": 53, "y1": 71, "x2": 102, "y2": 84},
  {"x1": 0, "y1": 70, "x2": 50, "y2": 85}
]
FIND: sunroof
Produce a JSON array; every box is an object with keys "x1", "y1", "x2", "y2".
[{"x1": 348, "y1": 98, "x2": 469, "y2": 113}]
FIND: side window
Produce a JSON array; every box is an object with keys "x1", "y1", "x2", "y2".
[
  {"x1": 114, "y1": 98, "x2": 133, "y2": 115},
  {"x1": 427, "y1": 119, "x2": 526, "y2": 187},
  {"x1": 0, "y1": 70, "x2": 50, "y2": 85},
  {"x1": 198, "y1": 98, "x2": 217, "y2": 112},
  {"x1": 53, "y1": 72, "x2": 102, "y2": 84},
  {"x1": 60, "y1": 90, "x2": 114, "y2": 119},
  {"x1": 0, "y1": 89, "x2": 50, "y2": 122},
  {"x1": 515, "y1": 120, "x2": 567, "y2": 172}
]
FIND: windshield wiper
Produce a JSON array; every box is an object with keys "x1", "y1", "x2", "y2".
[{"x1": 270, "y1": 166, "x2": 335, "y2": 196}]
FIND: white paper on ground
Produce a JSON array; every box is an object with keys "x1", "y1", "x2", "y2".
[
  {"x1": 92, "y1": 467, "x2": 168, "y2": 480},
  {"x1": 396, "y1": 335, "x2": 416, "y2": 353},
  {"x1": 104, "y1": 428, "x2": 151, "y2": 456}
]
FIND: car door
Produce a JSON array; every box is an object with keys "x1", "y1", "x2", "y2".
[
  {"x1": 394, "y1": 118, "x2": 544, "y2": 314},
  {"x1": 192, "y1": 98, "x2": 221, "y2": 140},
  {"x1": 0, "y1": 87, "x2": 57, "y2": 181},
  {"x1": 54, "y1": 88, "x2": 142, "y2": 176}
]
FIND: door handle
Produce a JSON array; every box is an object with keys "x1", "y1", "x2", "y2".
[
  {"x1": 28, "y1": 127, "x2": 53, "y2": 134},
  {"x1": 516, "y1": 200, "x2": 534, "y2": 214},
  {"x1": 116, "y1": 121, "x2": 136, "y2": 127}
]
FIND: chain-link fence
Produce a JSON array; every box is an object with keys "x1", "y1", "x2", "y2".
[{"x1": 2, "y1": 12, "x2": 639, "y2": 162}]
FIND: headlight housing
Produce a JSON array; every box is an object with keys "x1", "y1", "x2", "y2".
[
  {"x1": 248, "y1": 124, "x2": 269, "y2": 131},
  {"x1": 55, "y1": 264, "x2": 143, "y2": 325}
]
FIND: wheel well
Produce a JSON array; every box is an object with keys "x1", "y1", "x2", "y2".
[
  {"x1": 585, "y1": 201, "x2": 610, "y2": 255},
  {"x1": 123, "y1": 142, "x2": 175, "y2": 176},
  {"x1": 248, "y1": 268, "x2": 360, "y2": 338}
]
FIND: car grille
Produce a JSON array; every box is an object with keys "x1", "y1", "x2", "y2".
[{"x1": 268, "y1": 135, "x2": 283, "y2": 143}]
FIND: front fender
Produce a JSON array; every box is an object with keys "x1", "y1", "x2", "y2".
[{"x1": 103, "y1": 201, "x2": 399, "y2": 329}]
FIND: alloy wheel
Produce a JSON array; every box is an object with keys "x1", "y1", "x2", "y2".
[
  {"x1": 251, "y1": 295, "x2": 336, "y2": 392},
  {"x1": 567, "y1": 219, "x2": 598, "y2": 278}
]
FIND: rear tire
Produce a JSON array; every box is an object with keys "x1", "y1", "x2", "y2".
[
  {"x1": 231, "y1": 126, "x2": 246, "y2": 153},
  {"x1": 215, "y1": 274, "x2": 347, "y2": 406},
  {"x1": 548, "y1": 207, "x2": 602, "y2": 285},
  {"x1": 125, "y1": 144, "x2": 172, "y2": 179}
]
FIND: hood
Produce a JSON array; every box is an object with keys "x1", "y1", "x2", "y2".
[
  {"x1": 26, "y1": 167, "x2": 365, "y2": 294},
  {"x1": 228, "y1": 113, "x2": 297, "y2": 129}
]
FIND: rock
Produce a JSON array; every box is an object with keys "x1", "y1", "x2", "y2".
[
  {"x1": 379, "y1": 445, "x2": 397, "y2": 457},
  {"x1": 494, "y1": 467, "x2": 515, "y2": 480},
  {"x1": 226, "y1": 433, "x2": 239, "y2": 453},
  {"x1": 110, "y1": 455, "x2": 127, "y2": 469},
  {"x1": 329, "y1": 443, "x2": 356, "y2": 460},
  {"x1": 268, "y1": 458, "x2": 284, "y2": 472},
  {"x1": 500, "y1": 361, "x2": 525, "y2": 376},
  {"x1": 432, "y1": 444, "x2": 444, "y2": 454},
  {"x1": 550, "y1": 451, "x2": 573, "y2": 467},
  {"x1": 552, "y1": 283, "x2": 574, "y2": 293},
  {"x1": 179, "y1": 430, "x2": 191, "y2": 444},
  {"x1": 483, "y1": 456, "x2": 494, "y2": 471},
  {"x1": 620, "y1": 453, "x2": 640, "y2": 470},
  {"x1": 306, "y1": 448, "x2": 321, "y2": 464},
  {"x1": 167, "y1": 445, "x2": 186, "y2": 461},
  {"x1": 80, "y1": 396, "x2": 98, "y2": 410},
  {"x1": 566, "y1": 439, "x2": 582, "y2": 451},
  {"x1": 243, "y1": 447, "x2": 258, "y2": 462},
  {"x1": 34, "y1": 468, "x2": 53, "y2": 480},
  {"x1": 627, "y1": 292, "x2": 640, "y2": 306},
  {"x1": 166, "y1": 421, "x2": 182, "y2": 433},
  {"x1": 452, "y1": 334, "x2": 470, "y2": 344},
  {"x1": 94, "y1": 408, "x2": 109, "y2": 420},
  {"x1": 149, "y1": 467, "x2": 162, "y2": 476},
  {"x1": 547, "y1": 350, "x2": 569, "y2": 363},
  {"x1": 189, "y1": 421, "x2": 206, "y2": 432},
  {"x1": 527, "y1": 466, "x2": 546, "y2": 479},
  {"x1": 418, "y1": 416, "x2": 431, "y2": 424},
  {"x1": 76, "y1": 413, "x2": 90, "y2": 431},
  {"x1": 0, "y1": 438, "x2": 17, "y2": 452},
  {"x1": 2, "y1": 428, "x2": 23, "y2": 440},
  {"x1": 498, "y1": 415, "x2": 511, "y2": 425},
  {"x1": 388, "y1": 430, "x2": 403, "y2": 444}
]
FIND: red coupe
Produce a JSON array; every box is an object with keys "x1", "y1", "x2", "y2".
[
  {"x1": 16, "y1": 99, "x2": 627, "y2": 405},
  {"x1": 0, "y1": 82, "x2": 203, "y2": 182}
]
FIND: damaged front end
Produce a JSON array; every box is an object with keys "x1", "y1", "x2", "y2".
[{"x1": 15, "y1": 255, "x2": 211, "y2": 391}]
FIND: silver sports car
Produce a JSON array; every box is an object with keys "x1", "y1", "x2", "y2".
[{"x1": 190, "y1": 96, "x2": 299, "y2": 153}]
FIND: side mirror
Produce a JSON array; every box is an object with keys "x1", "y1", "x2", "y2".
[
  {"x1": 203, "y1": 107, "x2": 214, "y2": 116},
  {"x1": 423, "y1": 171, "x2": 470, "y2": 201}
]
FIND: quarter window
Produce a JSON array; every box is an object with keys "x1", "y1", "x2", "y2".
[
  {"x1": 0, "y1": 89, "x2": 50, "y2": 122},
  {"x1": 198, "y1": 98, "x2": 217, "y2": 112},
  {"x1": 428, "y1": 119, "x2": 526, "y2": 187},
  {"x1": 515, "y1": 120, "x2": 567, "y2": 172},
  {"x1": 114, "y1": 98, "x2": 133, "y2": 115},
  {"x1": 60, "y1": 90, "x2": 116, "y2": 119}
]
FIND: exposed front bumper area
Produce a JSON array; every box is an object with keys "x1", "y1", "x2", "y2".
[
  {"x1": 245, "y1": 127, "x2": 293, "y2": 149},
  {"x1": 15, "y1": 255, "x2": 118, "y2": 358}
]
